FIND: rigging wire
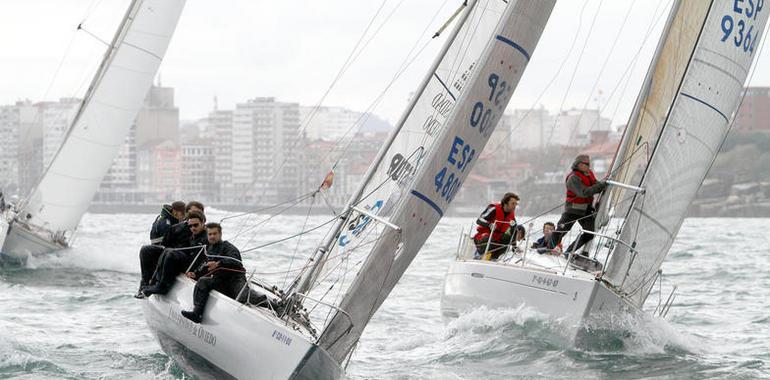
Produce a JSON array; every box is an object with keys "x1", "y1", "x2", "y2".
[
  {"x1": 239, "y1": 216, "x2": 339, "y2": 254},
  {"x1": 546, "y1": 0, "x2": 606, "y2": 144},
  {"x1": 298, "y1": 0, "x2": 391, "y2": 133},
  {"x1": 318, "y1": 0, "x2": 454, "y2": 167},
  {"x1": 225, "y1": 1, "x2": 452, "y2": 239},
  {"x1": 230, "y1": 191, "x2": 318, "y2": 241},
  {"x1": 225, "y1": 0, "x2": 395, "y2": 224},
  {"x1": 570, "y1": 0, "x2": 638, "y2": 139},
  {"x1": 483, "y1": 0, "x2": 671, "y2": 159},
  {"x1": 229, "y1": 0, "x2": 413, "y2": 212},
  {"x1": 15, "y1": 0, "x2": 111, "y2": 189},
  {"x1": 282, "y1": 193, "x2": 318, "y2": 288},
  {"x1": 479, "y1": 0, "x2": 592, "y2": 158}
]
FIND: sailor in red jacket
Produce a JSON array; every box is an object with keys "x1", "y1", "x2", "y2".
[
  {"x1": 473, "y1": 192, "x2": 519, "y2": 260},
  {"x1": 553, "y1": 154, "x2": 607, "y2": 256}
]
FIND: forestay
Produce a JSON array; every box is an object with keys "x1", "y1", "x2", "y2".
[
  {"x1": 603, "y1": 0, "x2": 769, "y2": 306},
  {"x1": 317, "y1": 0, "x2": 555, "y2": 363},
  {"x1": 20, "y1": 0, "x2": 185, "y2": 233}
]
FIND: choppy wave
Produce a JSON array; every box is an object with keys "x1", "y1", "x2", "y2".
[{"x1": 2, "y1": 215, "x2": 770, "y2": 379}]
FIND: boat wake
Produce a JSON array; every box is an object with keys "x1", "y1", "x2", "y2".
[
  {"x1": 347, "y1": 305, "x2": 710, "y2": 379},
  {"x1": 439, "y1": 304, "x2": 704, "y2": 357}
]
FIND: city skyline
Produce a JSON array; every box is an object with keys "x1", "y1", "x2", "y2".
[{"x1": 6, "y1": 0, "x2": 768, "y2": 127}]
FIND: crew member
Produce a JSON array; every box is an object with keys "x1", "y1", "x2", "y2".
[
  {"x1": 142, "y1": 211, "x2": 208, "y2": 296},
  {"x1": 181, "y1": 223, "x2": 247, "y2": 323},
  {"x1": 473, "y1": 192, "x2": 519, "y2": 261},
  {"x1": 552, "y1": 154, "x2": 607, "y2": 255},
  {"x1": 135, "y1": 201, "x2": 186, "y2": 298},
  {"x1": 532, "y1": 221, "x2": 562, "y2": 254}
]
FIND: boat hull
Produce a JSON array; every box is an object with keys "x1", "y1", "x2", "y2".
[
  {"x1": 0, "y1": 218, "x2": 8, "y2": 254},
  {"x1": 0, "y1": 221, "x2": 64, "y2": 264},
  {"x1": 441, "y1": 259, "x2": 632, "y2": 340},
  {"x1": 141, "y1": 276, "x2": 343, "y2": 380}
]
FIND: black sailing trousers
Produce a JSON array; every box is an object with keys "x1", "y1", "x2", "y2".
[
  {"x1": 192, "y1": 272, "x2": 248, "y2": 313},
  {"x1": 553, "y1": 211, "x2": 595, "y2": 254}
]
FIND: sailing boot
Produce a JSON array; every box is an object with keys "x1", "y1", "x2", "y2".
[
  {"x1": 142, "y1": 283, "x2": 167, "y2": 297},
  {"x1": 134, "y1": 282, "x2": 147, "y2": 299},
  {"x1": 181, "y1": 305, "x2": 204, "y2": 323}
]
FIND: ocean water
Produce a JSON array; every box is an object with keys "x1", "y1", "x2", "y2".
[{"x1": 1, "y1": 212, "x2": 769, "y2": 379}]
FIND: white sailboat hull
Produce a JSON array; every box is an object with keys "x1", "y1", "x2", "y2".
[
  {"x1": 441, "y1": 259, "x2": 634, "y2": 340},
  {"x1": 141, "y1": 276, "x2": 342, "y2": 380},
  {"x1": 0, "y1": 221, "x2": 64, "y2": 264}
]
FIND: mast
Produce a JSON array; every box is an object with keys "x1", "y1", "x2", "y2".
[{"x1": 290, "y1": 0, "x2": 478, "y2": 296}]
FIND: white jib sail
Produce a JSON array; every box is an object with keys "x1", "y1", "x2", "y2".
[
  {"x1": 596, "y1": 0, "x2": 710, "y2": 230},
  {"x1": 317, "y1": 0, "x2": 555, "y2": 363},
  {"x1": 19, "y1": 0, "x2": 186, "y2": 234},
  {"x1": 603, "y1": 0, "x2": 769, "y2": 306},
  {"x1": 299, "y1": 0, "x2": 509, "y2": 311}
]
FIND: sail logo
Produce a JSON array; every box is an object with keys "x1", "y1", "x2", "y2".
[
  {"x1": 720, "y1": 0, "x2": 763, "y2": 54},
  {"x1": 388, "y1": 147, "x2": 425, "y2": 186},
  {"x1": 423, "y1": 93, "x2": 453, "y2": 136},
  {"x1": 338, "y1": 200, "x2": 384, "y2": 247}
]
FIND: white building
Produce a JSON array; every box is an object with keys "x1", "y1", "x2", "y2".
[
  {"x1": 230, "y1": 97, "x2": 300, "y2": 203},
  {"x1": 0, "y1": 104, "x2": 21, "y2": 192},
  {"x1": 95, "y1": 123, "x2": 139, "y2": 203},
  {"x1": 505, "y1": 107, "x2": 612, "y2": 149},
  {"x1": 135, "y1": 85, "x2": 179, "y2": 149},
  {"x1": 207, "y1": 110, "x2": 233, "y2": 203},
  {"x1": 181, "y1": 141, "x2": 215, "y2": 202},
  {"x1": 299, "y1": 106, "x2": 363, "y2": 141},
  {"x1": 506, "y1": 107, "x2": 552, "y2": 150},
  {"x1": 40, "y1": 98, "x2": 80, "y2": 168}
]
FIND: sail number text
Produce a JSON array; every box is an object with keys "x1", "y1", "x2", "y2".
[
  {"x1": 433, "y1": 72, "x2": 508, "y2": 203},
  {"x1": 721, "y1": 0, "x2": 763, "y2": 53}
]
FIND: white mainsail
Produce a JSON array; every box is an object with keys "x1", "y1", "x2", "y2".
[
  {"x1": 317, "y1": 0, "x2": 555, "y2": 363},
  {"x1": 18, "y1": 0, "x2": 185, "y2": 235},
  {"x1": 602, "y1": 0, "x2": 769, "y2": 306}
]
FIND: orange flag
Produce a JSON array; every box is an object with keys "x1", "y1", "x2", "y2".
[{"x1": 320, "y1": 170, "x2": 335, "y2": 190}]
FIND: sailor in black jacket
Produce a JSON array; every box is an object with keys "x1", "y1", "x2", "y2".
[
  {"x1": 142, "y1": 211, "x2": 208, "y2": 296},
  {"x1": 149, "y1": 202, "x2": 185, "y2": 244},
  {"x1": 135, "y1": 201, "x2": 186, "y2": 298},
  {"x1": 181, "y1": 222, "x2": 248, "y2": 323}
]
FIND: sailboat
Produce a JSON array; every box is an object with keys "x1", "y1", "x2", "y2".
[
  {"x1": 441, "y1": 0, "x2": 769, "y2": 339},
  {"x1": 141, "y1": 0, "x2": 555, "y2": 378},
  {"x1": 0, "y1": 0, "x2": 186, "y2": 264}
]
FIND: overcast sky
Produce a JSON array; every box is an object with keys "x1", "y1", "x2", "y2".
[{"x1": 2, "y1": 0, "x2": 770, "y2": 127}]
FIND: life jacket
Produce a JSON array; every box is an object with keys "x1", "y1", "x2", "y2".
[
  {"x1": 475, "y1": 203, "x2": 515, "y2": 241},
  {"x1": 565, "y1": 169, "x2": 597, "y2": 204}
]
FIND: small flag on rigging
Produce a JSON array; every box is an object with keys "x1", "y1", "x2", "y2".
[{"x1": 320, "y1": 170, "x2": 335, "y2": 190}]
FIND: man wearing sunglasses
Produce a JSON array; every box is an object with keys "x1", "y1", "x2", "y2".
[
  {"x1": 552, "y1": 154, "x2": 607, "y2": 256},
  {"x1": 142, "y1": 210, "x2": 208, "y2": 297}
]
